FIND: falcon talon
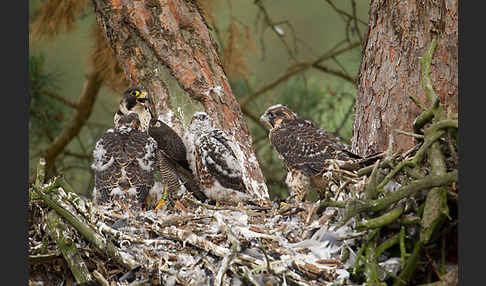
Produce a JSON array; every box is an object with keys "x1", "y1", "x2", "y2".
[{"x1": 155, "y1": 198, "x2": 166, "y2": 210}]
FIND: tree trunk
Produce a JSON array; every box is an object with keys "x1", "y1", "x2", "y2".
[
  {"x1": 352, "y1": 0, "x2": 458, "y2": 156},
  {"x1": 91, "y1": 0, "x2": 269, "y2": 200}
]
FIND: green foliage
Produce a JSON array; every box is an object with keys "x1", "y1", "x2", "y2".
[
  {"x1": 29, "y1": 53, "x2": 68, "y2": 144},
  {"x1": 275, "y1": 77, "x2": 355, "y2": 142}
]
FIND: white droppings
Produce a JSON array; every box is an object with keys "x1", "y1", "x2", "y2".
[
  {"x1": 335, "y1": 269, "x2": 350, "y2": 280},
  {"x1": 213, "y1": 85, "x2": 223, "y2": 97},
  {"x1": 231, "y1": 136, "x2": 269, "y2": 200},
  {"x1": 383, "y1": 179, "x2": 402, "y2": 192},
  {"x1": 378, "y1": 257, "x2": 401, "y2": 281},
  {"x1": 204, "y1": 86, "x2": 224, "y2": 100},
  {"x1": 177, "y1": 107, "x2": 185, "y2": 124},
  {"x1": 92, "y1": 187, "x2": 98, "y2": 202},
  {"x1": 274, "y1": 25, "x2": 285, "y2": 36}
]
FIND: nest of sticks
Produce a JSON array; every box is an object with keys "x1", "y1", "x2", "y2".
[{"x1": 29, "y1": 40, "x2": 458, "y2": 286}]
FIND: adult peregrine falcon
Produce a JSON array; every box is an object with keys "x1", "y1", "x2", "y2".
[
  {"x1": 116, "y1": 87, "x2": 206, "y2": 202},
  {"x1": 260, "y1": 104, "x2": 367, "y2": 201},
  {"x1": 148, "y1": 118, "x2": 207, "y2": 202},
  {"x1": 114, "y1": 87, "x2": 153, "y2": 132},
  {"x1": 91, "y1": 112, "x2": 159, "y2": 207},
  {"x1": 184, "y1": 112, "x2": 252, "y2": 205}
]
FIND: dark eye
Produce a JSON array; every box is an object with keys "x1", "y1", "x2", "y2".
[{"x1": 131, "y1": 90, "x2": 140, "y2": 96}]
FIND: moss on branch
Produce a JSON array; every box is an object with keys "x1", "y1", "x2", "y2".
[{"x1": 46, "y1": 210, "x2": 94, "y2": 284}]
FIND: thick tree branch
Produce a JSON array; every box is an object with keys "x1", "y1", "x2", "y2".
[
  {"x1": 43, "y1": 72, "x2": 102, "y2": 175},
  {"x1": 338, "y1": 170, "x2": 457, "y2": 227},
  {"x1": 46, "y1": 210, "x2": 94, "y2": 284},
  {"x1": 33, "y1": 174, "x2": 138, "y2": 270}
]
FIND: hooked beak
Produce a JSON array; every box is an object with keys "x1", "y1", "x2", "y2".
[
  {"x1": 260, "y1": 113, "x2": 272, "y2": 130},
  {"x1": 260, "y1": 113, "x2": 268, "y2": 123}
]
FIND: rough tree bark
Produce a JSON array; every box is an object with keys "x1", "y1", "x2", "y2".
[
  {"x1": 91, "y1": 0, "x2": 269, "y2": 200},
  {"x1": 352, "y1": 0, "x2": 458, "y2": 156}
]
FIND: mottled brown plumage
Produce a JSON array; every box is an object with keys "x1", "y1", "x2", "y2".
[
  {"x1": 92, "y1": 113, "x2": 158, "y2": 207},
  {"x1": 268, "y1": 117, "x2": 360, "y2": 174},
  {"x1": 260, "y1": 104, "x2": 365, "y2": 201},
  {"x1": 194, "y1": 129, "x2": 246, "y2": 192},
  {"x1": 185, "y1": 112, "x2": 252, "y2": 205},
  {"x1": 114, "y1": 87, "x2": 206, "y2": 203}
]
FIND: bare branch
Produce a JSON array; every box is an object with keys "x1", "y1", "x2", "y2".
[
  {"x1": 312, "y1": 64, "x2": 356, "y2": 83},
  {"x1": 43, "y1": 90, "x2": 78, "y2": 109},
  {"x1": 42, "y1": 72, "x2": 102, "y2": 175},
  {"x1": 350, "y1": 0, "x2": 364, "y2": 43},
  {"x1": 254, "y1": 0, "x2": 298, "y2": 61},
  {"x1": 323, "y1": 0, "x2": 367, "y2": 26},
  {"x1": 240, "y1": 41, "x2": 361, "y2": 107}
]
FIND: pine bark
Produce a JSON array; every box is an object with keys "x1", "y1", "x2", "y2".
[
  {"x1": 352, "y1": 0, "x2": 458, "y2": 156},
  {"x1": 91, "y1": 0, "x2": 269, "y2": 200}
]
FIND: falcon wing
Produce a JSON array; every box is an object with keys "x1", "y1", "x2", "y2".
[
  {"x1": 196, "y1": 130, "x2": 245, "y2": 191},
  {"x1": 148, "y1": 119, "x2": 190, "y2": 170},
  {"x1": 124, "y1": 131, "x2": 156, "y2": 189},
  {"x1": 270, "y1": 118, "x2": 359, "y2": 175},
  {"x1": 148, "y1": 119, "x2": 207, "y2": 201},
  {"x1": 92, "y1": 130, "x2": 122, "y2": 191}
]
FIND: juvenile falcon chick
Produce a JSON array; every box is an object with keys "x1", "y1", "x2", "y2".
[
  {"x1": 117, "y1": 86, "x2": 206, "y2": 203},
  {"x1": 91, "y1": 112, "x2": 160, "y2": 208},
  {"x1": 184, "y1": 112, "x2": 252, "y2": 205},
  {"x1": 260, "y1": 104, "x2": 364, "y2": 201}
]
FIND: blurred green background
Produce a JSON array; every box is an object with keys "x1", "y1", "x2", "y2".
[{"x1": 29, "y1": 0, "x2": 369, "y2": 200}]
